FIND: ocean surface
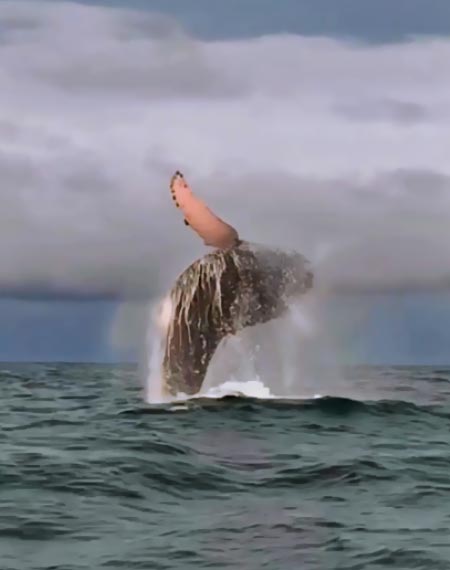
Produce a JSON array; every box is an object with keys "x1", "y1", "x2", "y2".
[{"x1": 1, "y1": 363, "x2": 449, "y2": 570}]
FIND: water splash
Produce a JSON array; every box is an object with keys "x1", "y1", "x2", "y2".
[
  {"x1": 201, "y1": 378, "x2": 273, "y2": 399},
  {"x1": 142, "y1": 241, "x2": 317, "y2": 403},
  {"x1": 143, "y1": 298, "x2": 171, "y2": 404},
  {"x1": 143, "y1": 291, "x2": 331, "y2": 404}
]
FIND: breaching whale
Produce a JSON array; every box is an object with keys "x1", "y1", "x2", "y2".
[{"x1": 156, "y1": 172, "x2": 313, "y2": 397}]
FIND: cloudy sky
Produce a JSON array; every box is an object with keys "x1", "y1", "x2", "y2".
[{"x1": 1, "y1": 0, "x2": 449, "y2": 363}]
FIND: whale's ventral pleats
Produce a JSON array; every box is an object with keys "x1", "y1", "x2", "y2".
[{"x1": 161, "y1": 241, "x2": 313, "y2": 396}]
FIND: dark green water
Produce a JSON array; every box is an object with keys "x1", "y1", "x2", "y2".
[{"x1": 1, "y1": 364, "x2": 449, "y2": 569}]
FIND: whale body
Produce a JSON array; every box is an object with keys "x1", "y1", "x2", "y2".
[{"x1": 157, "y1": 173, "x2": 313, "y2": 397}]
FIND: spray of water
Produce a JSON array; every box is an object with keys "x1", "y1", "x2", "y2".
[
  {"x1": 138, "y1": 236, "x2": 376, "y2": 403},
  {"x1": 116, "y1": 242, "x2": 385, "y2": 403},
  {"x1": 142, "y1": 288, "x2": 349, "y2": 403},
  {"x1": 201, "y1": 295, "x2": 330, "y2": 400},
  {"x1": 142, "y1": 297, "x2": 173, "y2": 404}
]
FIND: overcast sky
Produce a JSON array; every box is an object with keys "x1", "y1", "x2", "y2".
[{"x1": 1, "y1": 0, "x2": 449, "y2": 363}]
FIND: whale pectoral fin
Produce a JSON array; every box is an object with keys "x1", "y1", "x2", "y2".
[{"x1": 169, "y1": 171, "x2": 240, "y2": 250}]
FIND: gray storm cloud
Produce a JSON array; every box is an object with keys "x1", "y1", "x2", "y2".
[{"x1": 0, "y1": 1, "x2": 450, "y2": 300}]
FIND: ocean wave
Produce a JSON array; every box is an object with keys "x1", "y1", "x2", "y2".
[
  {"x1": 138, "y1": 378, "x2": 450, "y2": 421},
  {"x1": 2, "y1": 365, "x2": 450, "y2": 569}
]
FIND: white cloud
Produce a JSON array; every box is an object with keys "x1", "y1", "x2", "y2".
[{"x1": 0, "y1": 1, "x2": 450, "y2": 299}]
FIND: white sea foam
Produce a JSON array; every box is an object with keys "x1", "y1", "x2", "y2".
[{"x1": 200, "y1": 378, "x2": 274, "y2": 399}]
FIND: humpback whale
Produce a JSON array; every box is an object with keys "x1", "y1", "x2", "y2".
[{"x1": 157, "y1": 172, "x2": 313, "y2": 397}]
